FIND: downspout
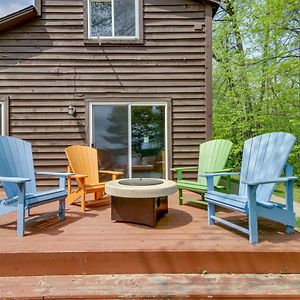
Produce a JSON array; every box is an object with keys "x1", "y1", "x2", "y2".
[{"x1": 204, "y1": 3, "x2": 213, "y2": 140}]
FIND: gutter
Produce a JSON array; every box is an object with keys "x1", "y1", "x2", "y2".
[{"x1": 206, "y1": 0, "x2": 220, "y2": 16}]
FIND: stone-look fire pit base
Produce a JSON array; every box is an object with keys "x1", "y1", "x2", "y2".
[{"x1": 105, "y1": 178, "x2": 177, "y2": 227}]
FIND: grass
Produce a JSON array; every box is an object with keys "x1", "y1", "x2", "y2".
[{"x1": 273, "y1": 183, "x2": 300, "y2": 203}]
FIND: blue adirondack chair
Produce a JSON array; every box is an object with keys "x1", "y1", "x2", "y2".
[
  {"x1": 0, "y1": 136, "x2": 72, "y2": 236},
  {"x1": 200, "y1": 132, "x2": 297, "y2": 244}
]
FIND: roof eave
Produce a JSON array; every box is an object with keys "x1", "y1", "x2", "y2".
[
  {"x1": 0, "y1": 5, "x2": 38, "y2": 33},
  {"x1": 0, "y1": 0, "x2": 219, "y2": 33}
]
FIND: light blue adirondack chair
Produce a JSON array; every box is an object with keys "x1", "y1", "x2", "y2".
[
  {"x1": 0, "y1": 136, "x2": 72, "y2": 236},
  {"x1": 200, "y1": 132, "x2": 297, "y2": 244}
]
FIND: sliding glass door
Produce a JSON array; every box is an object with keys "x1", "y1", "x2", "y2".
[{"x1": 90, "y1": 102, "x2": 167, "y2": 179}]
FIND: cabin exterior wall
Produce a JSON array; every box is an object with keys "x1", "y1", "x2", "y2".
[{"x1": 0, "y1": 0, "x2": 214, "y2": 187}]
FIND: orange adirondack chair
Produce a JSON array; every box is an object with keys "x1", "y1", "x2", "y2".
[{"x1": 65, "y1": 145, "x2": 123, "y2": 211}]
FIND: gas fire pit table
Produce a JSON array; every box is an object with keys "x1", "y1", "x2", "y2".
[{"x1": 105, "y1": 178, "x2": 177, "y2": 227}]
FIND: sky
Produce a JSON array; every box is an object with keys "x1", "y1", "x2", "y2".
[{"x1": 0, "y1": 0, "x2": 33, "y2": 18}]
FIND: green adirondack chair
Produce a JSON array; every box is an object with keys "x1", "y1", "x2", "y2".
[{"x1": 172, "y1": 139, "x2": 233, "y2": 205}]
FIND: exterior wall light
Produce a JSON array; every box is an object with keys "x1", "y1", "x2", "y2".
[{"x1": 67, "y1": 103, "x2": 76, "y2": 116}]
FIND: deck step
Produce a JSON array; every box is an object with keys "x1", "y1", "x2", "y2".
[
  {"x1": 0, "y1": 274, "x2": 300, "y2": 299},
  {"x1": 2, "y1": 250, "x2": 300, "y2": 276}
]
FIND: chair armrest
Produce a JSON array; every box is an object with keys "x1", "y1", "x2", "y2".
[
  {"x1": 199, "y1": 172, "x2": 240, "y2": 178},
  {"x1": 71, "y1": 174, "x2": 88, "y2": 179},
  {"x1": 99, "y1": 170, "x2": 123, "y2": 181},
  {"x1": 242, "y1": 176, "x2": 298, "y2": 186},
  {"x1": 171, "y1": 166, "x2": 198, "y2": 181},
  {"x1": 35, "y1": 172, "x2": 73, "y2": 177},
  {"x1": 243, "y1": 176, "x2": 298, "y2": 212},
  {"x1": 171, "y1": 166, "x2": 198, "y2": 172},
  {"x1": 215, "y1": 168, "x2": 232, "y2": 172},
  {"x1": 99, "y1": 170, "x2": 124, "y2": 176},
  {"x1": 199, "y1": 172, "x2": 240, "y2": 192},
  {"x1": 0, "y1": 176, "x2": 31, "y2": 183}
]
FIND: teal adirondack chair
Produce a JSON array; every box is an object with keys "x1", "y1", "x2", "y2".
[
  {"x1": 200, "y1": 132, "x2": 297, "y2": 244},
  {"x1": 172, "y1": 139, "x2": 233, "y2": 205},
  {"x1": 0, "y1": 136, "x2": 72, "y2": 236}
]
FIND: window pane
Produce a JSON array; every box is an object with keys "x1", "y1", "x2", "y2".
[
  {"x1": 131, "y1": 106, "x2": 165, "y2": 179},
  {"x1": 114, "y1": 0, "x2": 135, "y2": 37},
  {"x1": 91, "y1": 0, "x2": 112, "y2": 37},
  {"x1": 92, "y1": 105, "x2": 129, "y2": 177}
]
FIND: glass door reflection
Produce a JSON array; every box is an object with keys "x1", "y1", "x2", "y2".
[
  {"x1": 131, "y1": 105, "x2": 165, "y2": 179},
  {"x1": 92, "y1": 105, "x2": 129, "y2": 177}
]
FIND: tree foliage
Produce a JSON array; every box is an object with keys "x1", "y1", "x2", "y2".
[{"x1": 212, "y1": 0, "x2": 300, "y2": 178}]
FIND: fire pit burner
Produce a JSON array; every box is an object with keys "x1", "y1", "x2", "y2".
[{"x1": 119, "y1": 178, "x2": 164, "y2": 186}]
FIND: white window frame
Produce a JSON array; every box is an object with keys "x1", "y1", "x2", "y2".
[
  {"x1": 89, "y1": 101, "x2": 169, "y2": 179},
  {"x1": 87, "y1": 0, "x2": 140, "y2": 40},
  {"x1": 0, "y1": 101, "x2": 5, "y2": 135}
]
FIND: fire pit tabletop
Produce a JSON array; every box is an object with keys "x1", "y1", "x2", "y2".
[{"x1": 105, "y1": 178, "x2": 177, "y2": 198}]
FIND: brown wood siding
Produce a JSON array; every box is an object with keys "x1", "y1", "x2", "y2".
[{"x1": 0, "y1": 0, "x2": 213, "y2": 187}]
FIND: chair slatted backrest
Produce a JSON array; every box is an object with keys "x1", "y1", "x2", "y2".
[
  {"x1": 65, "y1": 145, "x2": 99, "y2": 185},
  {"x1": 198, "y1": 139, "x2": 233, "y2": 186},
  {"x1": 0, "y1": 136, "x2": 36, "y2": 198},
  {"x1": 239, "y1": 132, "x2": 296, "y2": 202}
]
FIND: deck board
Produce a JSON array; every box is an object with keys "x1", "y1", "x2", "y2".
[
  {"x1": 0, "y1": 191, "x2": 299, "y2": 275},
  {"x1": 0, "y1": 274, "x2": 300, "y2": 299}
]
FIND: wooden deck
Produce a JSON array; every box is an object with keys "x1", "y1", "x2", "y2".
[{"x1": 0, "y1": 191, "x2": 299, "y2": 276}]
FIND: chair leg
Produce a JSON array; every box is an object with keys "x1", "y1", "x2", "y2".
[
  {"x1": 285, "y1": 180, "x2": 295, "y2": 235},
  {"x1": 226, "y1": 176, "x2": 231, "y2": 193},
  {"x1": 286, "y1": 225, "x2": 294, "y2": 234},
  {"x1": 207, "y1": 203, "x2": 215, "y2": 225},
  {"x1": 81, "y1": 190, "x2": 86, "y2": 212},
  {"x1": 17, "y1": 205, "x2": 25, "y2": 237},
  {"x1": 96, "y1": 190, "x2": 105, "y2": 200},
  {"x1": 248, "y1": 207, "x2": 258, "y2": 244},
  {"x1": 178, "y1": 188, "x2": 183, "y2": 205},
  {"x1": 58, "y1": 198, "x2": 65, "y2": 221},
  {"x1": 16, "y1": 183, "x2": 26, "y2": 237},
  {"x1": 94, "y1": 190, "x2": 104, "y2": 201},
  {"x1": 248, "y1": 215, "x2": 258, "y2": 244},
  {"x1": 248, "y1": 185, "x2": 259, "y2": 244}
]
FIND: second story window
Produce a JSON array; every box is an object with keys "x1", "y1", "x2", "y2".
[{"x1": 89, "y1": 0, "x2": 139, "y2": 40}]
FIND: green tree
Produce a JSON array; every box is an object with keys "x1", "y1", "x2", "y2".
[{"x1": 212, "y1": 0, "x2": 300, "y2": 177}]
